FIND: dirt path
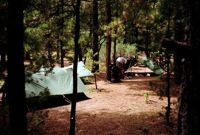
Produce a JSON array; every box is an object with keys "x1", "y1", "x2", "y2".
[
  {"x1": 78, "y1": 78, "x2": 167, "y2": 114},
  {"x1": 32, "y1": 74, "x2": 178, "y2": 135}
]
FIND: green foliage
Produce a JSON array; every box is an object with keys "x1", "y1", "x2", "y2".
[
  {"x1": 157, "y1": 84, "x2": 167, "y2": 98},
  {"x1": 26, "y1": 89, "x2": 50, "y2": 133},
  {"x1": 144, "y1": 91, "x2": 149, "y2": 104},
  {"x1": 84, "y1": 48, "x2": 93, "y2": 61},
  {"x1": 27, "y1": 110, "x2": 48, "y2": 134},
  {"x1": 149, "y1": 79, "x2": 167, "y2": 99},
  {"x1": 99, "y1": 40, "x2": 137, "y2": 65},
  {"x1": 140, "y1": 124, "x2": 149, "y2": 133},
  {"x1": 1, "y1": 0, "x2": 188, "y2": 72},
  {"x1": 0, "y1": 87, "x2": 50, "y2": 134},
  {"x1": 149, "y1": 81, "x2": 155, "y2": 90},
  {"x1": 27, "y1": 88, "x2": 50, "y2": 108},
  {"x1": 81, "y1": 76, "x2": 95, "y2": 84},
  {"x1": 116, "y1": 41, "x2": 137, "y2": 57}
]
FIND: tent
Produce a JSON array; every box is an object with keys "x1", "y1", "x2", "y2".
[
  {"x1": 64, "y1": 61, "x2": 94, "y2": 78},
  {"x1": 139, "y1": 56, "x2": 164, "y2": 75},
  {"x1": 25, "y1": 66, "x2": 90, "y2": 98},
  {"x1": 125, "y1": 57, "x2": 138, "y2": 70}
]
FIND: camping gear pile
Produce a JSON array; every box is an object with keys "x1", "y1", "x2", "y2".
[{"x1": 124, "y1": 56, "x2": 164, "y2": 78}]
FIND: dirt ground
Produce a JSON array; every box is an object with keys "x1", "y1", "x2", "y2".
[{"x1": 27, "y1": 71, "x2": 179, "y2": 135}]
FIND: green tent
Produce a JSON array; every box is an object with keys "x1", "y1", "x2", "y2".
[
  {"x1": 25, "y1": 66, "x2": 90, "y2": 98},
  {"x1": 139, "y1": 56, "x2": 164, "y2": 75},
  {"x1": 65, "y1": 61, "x2": 94, "y2": 78}
]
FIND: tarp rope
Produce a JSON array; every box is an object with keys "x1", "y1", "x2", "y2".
[{"x1": 62, "y1": 95, "x2": 71, "y2": 104}]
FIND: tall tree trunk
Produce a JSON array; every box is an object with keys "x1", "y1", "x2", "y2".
[
  {"x1": 56, "y1": 41, "x2": 60, "y2": 60},
  {"x1": 106, "y1": 0, "x2": 111, "y2": 81},
  {"x1": 92, "y1": 0, "x2": 99, "y2": 72},
  {"x1": 174, "y1": 22, "x2": 184, "y2": 85},
  {"x1": 7, "y1": 0, "x2": 27, "y2": 134},
  {"x1": 78, "y1": 46, "x2": 83, "y2": 61},
  {"x1": 60, "y1": 40, "x2": 65, "y2": 67},
  {"x1": 47, "y1": 41, "x2": 53, "y2": 66},
  {"x1": 0, "y1": 51, "x2": 6, "y2": 65},
  {"x1": 177, "y1": 1, "x2": 200, "y2": 134},
  {"x1": 0, "y1": 42, "x2": 6, "y2": 65},
  {"x1": 165, "y1": 51, "x2": 170, "y2": 124},
  {"x1": 69, "y1": 0, "x2": 80, "y2": 134},
  {"x1": 112, "y1": 0, "x2": 118, "y2": 65},
  {"x1": 123, "y1": 21, "x2": 127, "y2": 44},
  {"x1": 145, "y1": 24, "x2": 150, "y2": 58},
  {"x1": 60, "y1": 0, "x2": 65, "y2": 67},
  {"x1": 165, "y1": 4, "x2": 171, "y2": 124}
]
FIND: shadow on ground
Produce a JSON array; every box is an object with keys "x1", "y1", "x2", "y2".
[{"x1": 26, "y1": 93, "x2": 90, "y2": 110}]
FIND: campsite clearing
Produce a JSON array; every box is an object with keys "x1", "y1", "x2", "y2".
[{"x1": 31, "y1": 72, "x2": 179, "y2": 135}]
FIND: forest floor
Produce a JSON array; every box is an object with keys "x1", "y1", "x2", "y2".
[{"x1": 27, "y1": 71, "x2": 179, "y2": 135}]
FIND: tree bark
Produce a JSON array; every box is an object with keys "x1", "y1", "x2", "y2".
[
  {"x1": 92, "y1": 0, "x2": 99, "y2": 72},
  {"x1": 60, "y1": 0, "x2": 65, "y2": 67},
  {"x1": 78, "y1": 46, "x2": 83, "y2": 61},
  {"x1": 162, "y1": 1, "x2": 200, "y2": 134},
  {"x1": 106, "y1": 0, "x2": 111, "y2": 81},
  {"x1": 7, "y1": 0, "x2": 27, "y2": 134},
  {"x1": 69, "y1": 0, "x2": 80, "y2": 134},
  {"x1": 112, "y1": 0, "x2": 118, "y2": 65},
  {"x1": 145, "y1": 24, "x2": 150, "y2": 58},
  {"x1": 174, "y1": 22, "x2": 184, "y2": 85},
  {"x1": 162, "y1": 38, "x2": 188, "y2": 52},
  {"x1": 177, "y1": 1, "x2": 200, "y2": 134}
]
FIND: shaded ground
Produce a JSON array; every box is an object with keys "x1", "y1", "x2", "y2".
[{"x1": 28, "y1": 71, "x2": 179, "y2": 135}]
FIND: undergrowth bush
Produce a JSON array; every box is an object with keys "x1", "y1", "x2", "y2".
[{"x1": 0, "y1": 88, "x2": 50, "y2": 134}]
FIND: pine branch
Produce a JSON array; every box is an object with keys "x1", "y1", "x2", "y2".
[{"x1": 162, "y1": 38, "x2": 188, "y2": 52}]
